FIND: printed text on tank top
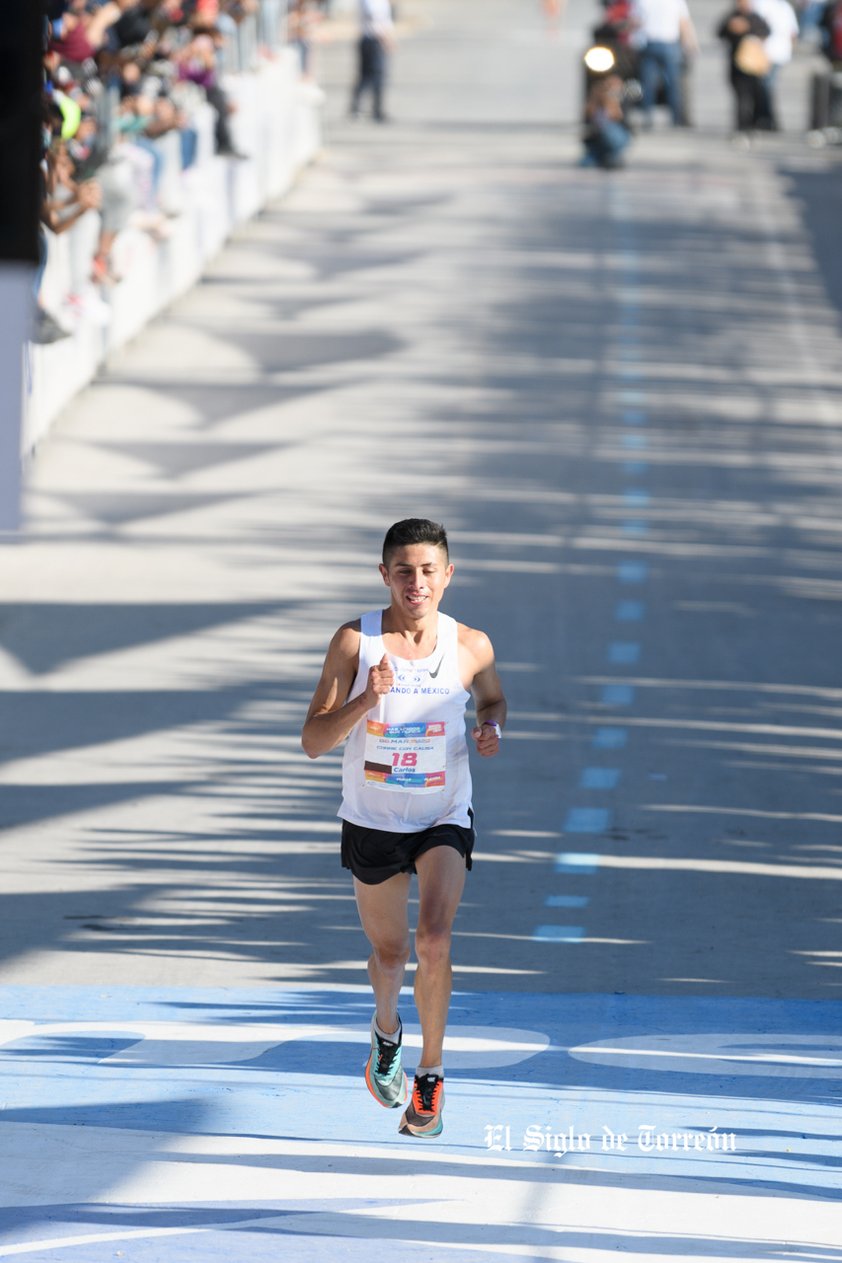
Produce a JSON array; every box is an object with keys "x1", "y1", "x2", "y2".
[{"x1": 364, "y1": 617, "x2": 461, "y2": 794}]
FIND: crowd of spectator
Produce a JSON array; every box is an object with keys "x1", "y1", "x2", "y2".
[{"x1": 36, "y1": 0, "x2": 301, "y2": 343}]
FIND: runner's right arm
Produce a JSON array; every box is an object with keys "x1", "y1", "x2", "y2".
[{"x1": 301, "y1": 625, "x2": 393, "y2": 758}]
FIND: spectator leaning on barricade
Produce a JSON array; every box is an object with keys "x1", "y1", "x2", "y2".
[{"x1": 35, "y1": 0, "x2": 270, "y2": 336}]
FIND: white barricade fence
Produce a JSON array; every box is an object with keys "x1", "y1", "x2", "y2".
[{"x1": 25, "y1": 43, "x2": 321, "y2": 456}]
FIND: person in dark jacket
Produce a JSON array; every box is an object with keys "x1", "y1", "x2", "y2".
[{"x1": 717, "y1": 0, "x2": 772, "y2": 137}]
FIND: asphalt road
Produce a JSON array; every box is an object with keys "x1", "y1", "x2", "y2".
[{"x1": 1, "y1": 1, "x2": 841, "y2": 1258}]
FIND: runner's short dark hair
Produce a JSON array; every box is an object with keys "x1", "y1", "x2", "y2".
[{"x1": 382, "y1": 519, "x2": 449, "y2": 565}]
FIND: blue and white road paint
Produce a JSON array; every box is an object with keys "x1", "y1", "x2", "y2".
[{"x1": 0, "y1": 986, "x2": 838, "y2": 1262}]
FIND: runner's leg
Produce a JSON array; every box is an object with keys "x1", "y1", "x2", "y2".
[
  {"x1": 353, "y1": 871, "x2": 411, "y2": 1034},
  {"x1": 413, "y1": 845, "x2": 466, "y2": 1067}
]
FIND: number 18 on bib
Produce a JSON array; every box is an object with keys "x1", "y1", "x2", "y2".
[{"x1": 363, "y1": 720, "x2": 447, "y2": 792}]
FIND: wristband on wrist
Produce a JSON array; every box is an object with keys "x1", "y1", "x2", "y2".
[{"x1": 482, "y1": 720, "x2": 502, "y2": 739}]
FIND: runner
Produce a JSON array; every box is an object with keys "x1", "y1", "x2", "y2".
[{"x1": 301, "y1": 518, "x2": 506, "y2": 1138}]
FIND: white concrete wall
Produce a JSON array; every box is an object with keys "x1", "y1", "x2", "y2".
[{"x1": 25, "y1": 47, "x2": 321, "y2": 455}]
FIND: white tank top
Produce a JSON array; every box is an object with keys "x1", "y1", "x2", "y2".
[{"x1": 339, "y1": 609, "x2": 473, "y2": 832}]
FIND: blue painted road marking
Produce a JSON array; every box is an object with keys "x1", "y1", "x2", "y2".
[
  {"x1": 609, "y1": 642, "x2": 640, "y2": 664},
  {"x1": 545, "y1": 894, "x2": 591, "y2": 908},
  {"x1": 580, "y1": 767, "x2": 621, "y2": 790},
  {"x1": 615, "y1": 601, "x2": 644, "y2": 621},
  {"x1": 564, "y1": 808, "x2": 612, "y2": 834},
  {"x1": 618, "y1": 390, "x2": 646, "y2": 407},
  {"x1": 617, "y1": 562, "x2": 649, "y2": 583},
  {"x1": 601, "y1": 684, "x2": 635, "y2": 706},
  {"x1": 555, "y1": 852, "x2": 601, "y2": 873},
  {"x1": 532, "y1": 926, "x2": 585, "y2": 943},
  {"x1": 624, "y1": 490, "x2": 650, "y2": 508},
  {"x1": 0, "y1": 987, "x2": 838, "y2": 1260},
  {"x1": 592, "y1": 727, "x2": 628, "y2": 749}
]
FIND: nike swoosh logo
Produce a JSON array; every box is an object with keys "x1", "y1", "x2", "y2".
[{"x1": 428, "y1": 656, "x2": 444, "y2": 679}]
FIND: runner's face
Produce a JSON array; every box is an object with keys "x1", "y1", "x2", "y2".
[{"x1": 379, "y1": 544, "x2": 453, "y2": 619}]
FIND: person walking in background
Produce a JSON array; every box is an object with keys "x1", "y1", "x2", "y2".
[
  {"x1": 350, "y1": 0, "x2": 395, "y2": 121},
  {"x1": 633, "y1": 0, "x2": 699, "y2": 126},
  {"x1": 754, "y1": 0, "x2": 799, "y2": 128},
  {"x1": 717, "y1": 0, "x2": 772, "y2": 141}
]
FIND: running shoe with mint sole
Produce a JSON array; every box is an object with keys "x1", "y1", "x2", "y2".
[
  {"x1": 399, "y1": 1072, "x2": 444, "y2": 1137},
  {"x1": 365, "y1": 1016, "x2": 408, "y2": 1108}
]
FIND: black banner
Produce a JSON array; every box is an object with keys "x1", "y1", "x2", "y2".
[{"x1": 0, "y1": 0, "x2": 44, "y2": 264}]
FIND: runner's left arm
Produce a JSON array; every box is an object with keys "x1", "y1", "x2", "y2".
[{"x1": 464, "y1": 629, "x2": 507, "y2": 759}]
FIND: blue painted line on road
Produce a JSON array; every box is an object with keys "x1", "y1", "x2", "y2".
[
  {"x1": 555, "y1": 852, "x2": 600, "y2": 873},
  {"x1": 624, "y1": 490, "x2": 650, "y2": 508},
  {"x1": 532, "y1": 926, "x2": 585, "y2": 943},
  {"x1": 615, "y1": 601, "x2": 645, "y2": 621},
  {"x1": 601, "y1": 684, "x2": 635, "y2": 706},
  {"x1": 609, "y1": 642, "x2": 641, "y2": 665},
  {"x1": 617, "y1": 562, "x2": 649, "y2": 583},
  {"x1": 0, "y1": 982, "x2": 839, "y2": 1263},
  {"x1": 545, "y1": 894, "x2": 591, "y2": 908},
  {"x1": 593, "y1": 727, "x2": 628, "y2": 749},
  {"x1": 581, "y1": 767, "x2": 621, "y2": 790},
  {"x1": 564, "y1": 808, "x2": 612, "y2": 834}
]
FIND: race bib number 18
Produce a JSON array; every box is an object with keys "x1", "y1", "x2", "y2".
[{"x1": 364, "y1": 720, "x2": 446, "y2": 793}]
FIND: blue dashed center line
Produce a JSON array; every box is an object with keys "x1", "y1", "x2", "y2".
[
  {"x1": 609, "y1": 641, "x2": 641, "y2": 665},
  {"x1": 581, "y1": 767, "x2": 621, "y2": 790},
  {"x1": 545, "y1": 894, "x2": 591, "y2": 908},
  {"x1": 617, "y1": 562, "x2": 649, "y2": 583},
  {"x1": 618, "y1": 389, "x2": 646, "y2": 406},
  {"x1": 564, "y1": 807, "x2": 612, "y2": 833},
  {"x1": 601, "y1": 683, "x2": 635, "y2": 706},
  {"x1": 540, "y1": 231, "x2": 645, "y2": 947},
  {"x1": 555, "y1": 853, "x2": 601, "y2": 874},
  {"x1": 532, "y1": 926, "x2": 585, "y2": 943},
  {"x1": 624, "y1": 490, "x2": 650, "y2": 508},
  {"x1": 615, "y1": 600, "x2": 645, "y2": 622}
]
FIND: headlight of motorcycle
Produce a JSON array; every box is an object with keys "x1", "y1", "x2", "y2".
[{"x1": 584, "y1": 46, "x2": 617, "y2": 74}]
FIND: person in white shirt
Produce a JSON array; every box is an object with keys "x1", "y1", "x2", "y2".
[
  {"x1": 753, "y1": 0, "x2": 799, "y2": 128},
  {"x1": 633, "y1": 0, "x2": 699, "y2": 125},
  {"x1": 350, "y1": 0, "x2": 395, "y2": 121}
]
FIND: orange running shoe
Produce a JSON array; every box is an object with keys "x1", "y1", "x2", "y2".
[{"x1": 399, "y1": 1072, "x2": 444, "y2": 1137}]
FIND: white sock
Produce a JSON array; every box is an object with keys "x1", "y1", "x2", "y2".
[
  {"x1": 416, "y1": 1063, "x2": 443, "y2": 1078},
  {"x1": 374, "y1": 1015, "x2": 401, "y2": 1042}
]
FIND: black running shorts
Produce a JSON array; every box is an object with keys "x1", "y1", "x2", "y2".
[{"x1": 341, "y1": 815, "x2": 475, "y2": 886}]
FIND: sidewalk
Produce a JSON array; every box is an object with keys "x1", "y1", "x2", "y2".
[{"x1": 1, "y1": 0, "x2": 841, "y2": 1258}]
